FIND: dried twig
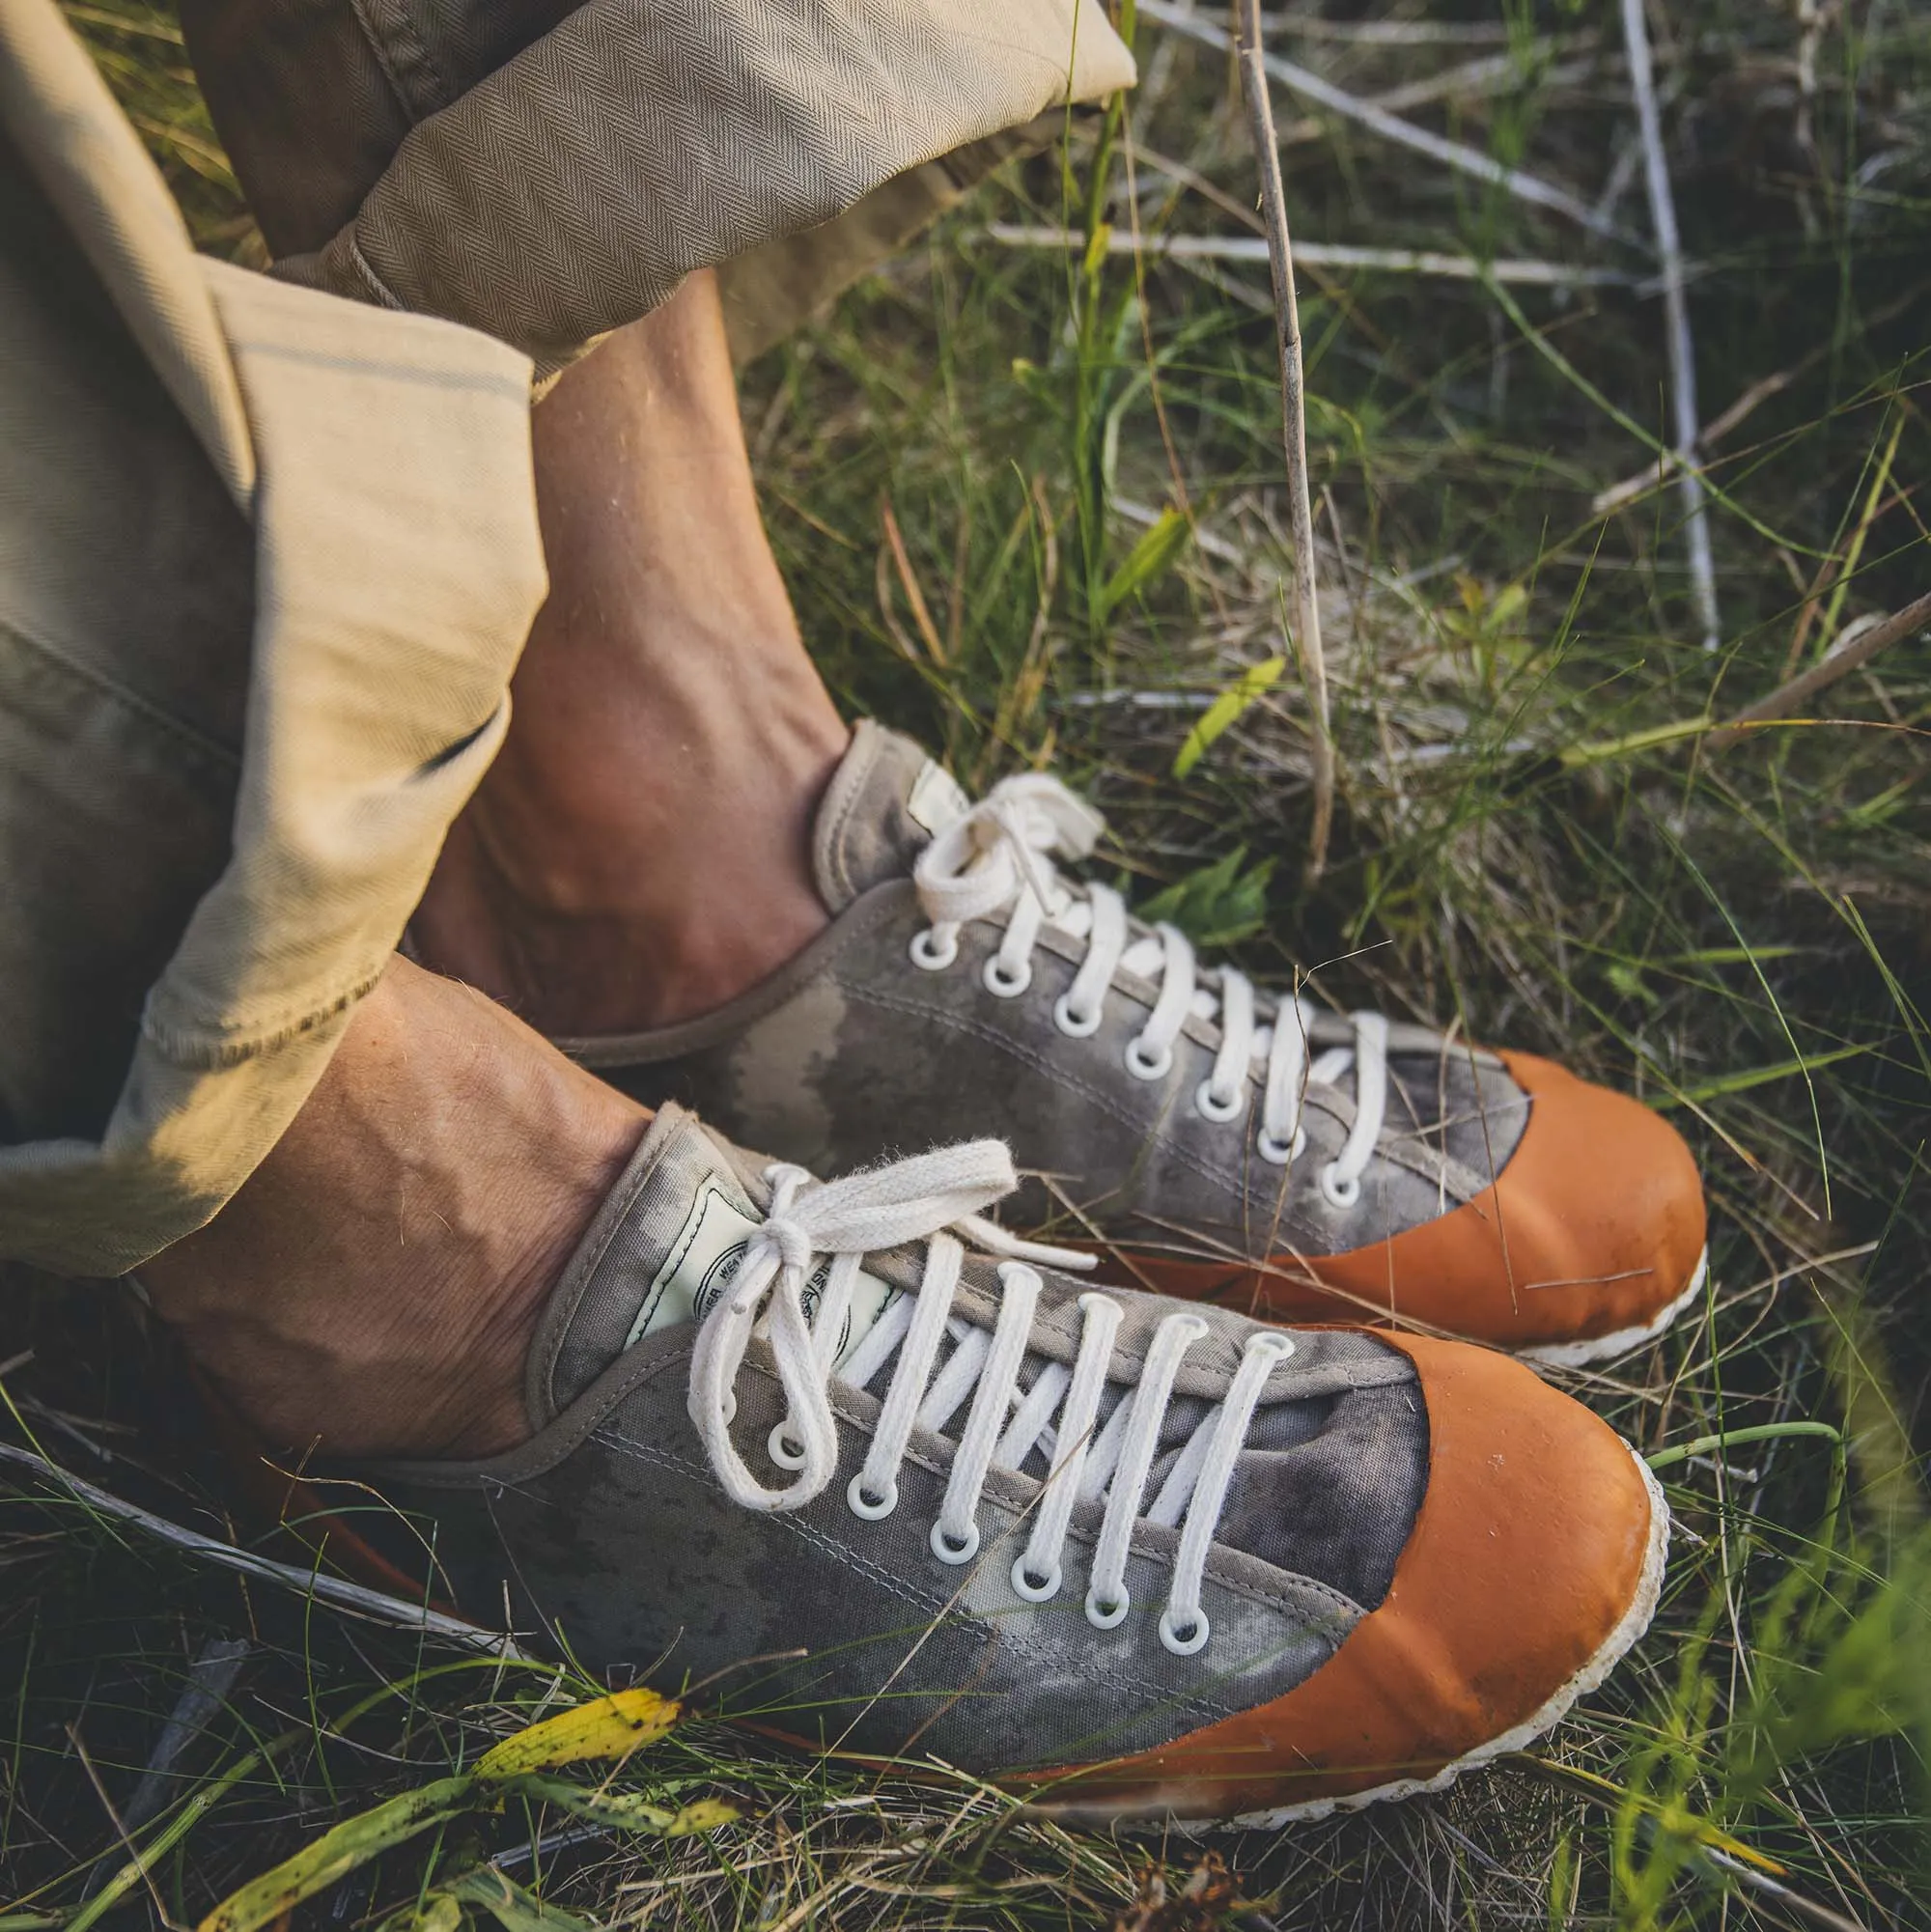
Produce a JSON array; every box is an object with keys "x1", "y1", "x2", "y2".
[
  {"x1": 1141, "y1": 0, "x2": 1636, "y2": 248},
  {"x1": 1343, "y1": 42, "x2": 1597, "y2": 124},
  {"x1": 1591, "y1": 280, "x2": 1929, "y2": 515},
  {"x1": 1265, "y1": 44, "x2": 1600, "y2": 148},
  {"x1": 1233, "y1": 0, "x2": 1331, "y2": 882},
  {"x1": 1703, "y1": 590, "x2": 1931, "y2": 751},
  {"x1": 1592, "y1": 368, "x2": 1795, "y2": 514},
  {"x1": 987, "y1": 224, "x2": 1632, "y2": 288},
  {"x1": 1620, "y1": 0, "x2": 1721, "y2": 649},
  {"x1": 0, "y1": 1439, "x2": 522, "y2": 1654}
]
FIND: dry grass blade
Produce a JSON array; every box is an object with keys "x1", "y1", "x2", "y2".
[{"x1": 1233, "y1": 0, "x2": 1331, "y2": 882}]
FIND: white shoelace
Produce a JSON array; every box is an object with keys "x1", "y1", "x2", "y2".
[
  {"x1": 686, "y1": 1139, "x2": 1293, "y2": 1656},
  {"x1": 910, "y1": 774, "x2": 1390, "y2": 1203}
]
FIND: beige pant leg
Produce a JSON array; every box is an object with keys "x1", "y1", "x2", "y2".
[
  {"x1": 178, "y1": 0, "x2": 1133, "y2": 378},
  {"x1": 0, "y1": 0, "x2": 547, "y2": 1276}
]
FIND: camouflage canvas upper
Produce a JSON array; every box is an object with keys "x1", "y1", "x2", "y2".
[
  {"x1": 566, "y1": 723, "x2": 1532, "y2": 1271},
  {"x1": 375, "y1": 1106, "x2": 1429, "y2": 1775}
]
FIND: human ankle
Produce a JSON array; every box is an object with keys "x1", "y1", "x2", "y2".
[
  {"x1": 141, "y1": 961, "x2": 649, "y2": 1460},
  {"x1": 414, "y1": 690, "x2": 846, "y2": 1034},
  {"x1": 410, "y1": 271, "x2": 852, "y2": 1034}
]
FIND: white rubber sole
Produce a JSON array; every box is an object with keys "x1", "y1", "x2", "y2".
[
  {"x1": 1206, "y1": 1441, "x2": 1673, "y2": 1830},
  {"x1": 1517, "y1": 1246, "x2": 1710, "y2": 1371},
  {"x1": 1030, "y1": 1442, "x2": 1670, "y2": 1830}
]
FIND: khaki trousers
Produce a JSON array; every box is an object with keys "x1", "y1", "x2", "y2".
[{"x1": 0, "y1": 0, "x2": 1130, "y2": 1275}]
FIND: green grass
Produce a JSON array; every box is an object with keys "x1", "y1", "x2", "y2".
[{"x1": 6, "y1": 1, "x2": 1931, "y2": 1926}]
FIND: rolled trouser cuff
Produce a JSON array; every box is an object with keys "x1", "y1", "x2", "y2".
[{"x1": 183, "y1": 0, "x2": 1133, "y2": 377}]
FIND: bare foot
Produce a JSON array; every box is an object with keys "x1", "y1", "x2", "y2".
[
  {"x1": 410, "y1": 270, "x2": 849, "y2": 1039},
  {"x1": 141, "y1": 959, "x2": 648, "y2": 1459}
]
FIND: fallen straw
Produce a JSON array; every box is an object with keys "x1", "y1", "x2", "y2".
[
  {"x1": 1232, "y1": 0, "x2": 1332, "y2": 882},
  {"x1": 986, "y1": 224, "x2": 1632, "y2": 288}
]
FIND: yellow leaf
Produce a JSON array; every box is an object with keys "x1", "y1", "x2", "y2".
[
  {"x1": 518, "y1": 1775, "x2": 736, "y2": 1837},
  {"x1": 1486, "y1": 580, "x2": 1528, "y2": 630},
  {"x1": 1173, "y1": 658, "x2": 1285, "y2": 779},
  {"x1": 375, "y1": 1891, "x2": 467, "y2": 1932},
  {"x1": 662, "y1": 1798, "x2": 739, "y2": 1836},
  {"x1": 473, "y1": 1689, "x2": 682, "y2": 1780},
  {"x1": 199, "y1": 1776, "x2": 481, "y2": 1932}
]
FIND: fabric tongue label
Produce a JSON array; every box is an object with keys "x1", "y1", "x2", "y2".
[
  {"x1": 623, "y1": 1178, "x2": 900, "y2": 1369},
  {"x1": 906, "y1": 759, "x2": 968, "y2": 836}
]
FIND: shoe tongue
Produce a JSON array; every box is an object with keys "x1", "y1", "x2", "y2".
[
  {"x1": 528, "y1": 1103, "x2": 905, "y2": 1421},
  {"x1": 811, "y1": 719, "x2": 969, "y2": 911}
]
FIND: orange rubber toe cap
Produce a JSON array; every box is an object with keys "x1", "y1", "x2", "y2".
[
  {"x1": 1148, "y1": 1050, "x2": 1708, "y2": 1358},
  {"x1": 1023, "y1": 1333, "x2": 1666, "y2": 1823}
]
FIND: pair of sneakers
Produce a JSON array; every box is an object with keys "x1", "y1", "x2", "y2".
[{"x1": 355, "y1": 724, "x2": 1703, "y2": 1824}]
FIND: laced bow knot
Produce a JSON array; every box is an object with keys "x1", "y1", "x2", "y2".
[
  {"x1": 686, "y1": 1140, "x2": 1086, "y2": 1516},
  {"x1": 915, "y1": 775, "x2": 1106, "y2": 936},
  {"x1": 741, "y1": 1165, "x2": 815, "y2": 1291},
  {"x1": 909, "y1": 770, "x2": 1394, "y2": 1195}
]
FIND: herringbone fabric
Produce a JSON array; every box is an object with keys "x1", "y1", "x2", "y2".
[{"x1": 257, "y1": 0, "x2": 1133, "y2": 373}]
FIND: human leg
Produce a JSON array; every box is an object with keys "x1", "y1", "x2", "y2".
[
  {"x1": 409, "y1": 269, "x2": 849, "y2": 1037},
  {"x1": 141, "y1": 959, "x2": 646, "y2": 1460}
]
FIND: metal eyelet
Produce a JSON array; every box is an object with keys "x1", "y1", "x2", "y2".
[
  {"x1": 847, "y1": 1474, "x2": 899, "y2": 1521},
  {"x1": 982, "y1": 955, "x2": 1032, "y2": 998},
  {"x1": 1194, "y1": 1078, "x2": 1244, "y2": 1123},
  {"x1": 1124, "y1": 1036, "x2": 1174, "y2": 1082},
  {"x1": 1010, "y1": 1555, "x2": 1062, "y2": 1603},
  {"x1": 931, "y1": 1520, "x2": 980, "y2": 1565},
  {"x1": 909, "y1": 927, "x2": 958, "y2": 972},
  {"x1": 768, "y1": 1423, "x2": 806, "y2": 1470},
  {"x1": 1159, "y1": 1606, "x2": 1211, "y2": 1656},
  {"x1": 1053, "y1": 994, "x2": 1102, "y2": 1038},
  {"x1": 1085, "y1": 1588, "x2": 1131, "y2": 1630},
  {"x1": 1320, "y1": 1165, "x2": 1362, "y2": 1208},
  {"x1": 1255, "y1": 1125, "x2": 1306, "y2": 1166}
]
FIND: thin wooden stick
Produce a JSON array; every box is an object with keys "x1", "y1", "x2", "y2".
[
  {"x1": 1702, "y1": 590, "x2": 1931, "y2": 751},
  {"x1": 1620, "y1": 0, "x2": 1721, "y2": 650},
  {"x1": 1233, "y1": 0, "x2": 1331, "y2": 882}
]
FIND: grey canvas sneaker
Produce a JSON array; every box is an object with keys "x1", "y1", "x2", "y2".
[
  {"x1": 359, "y1": 1104, "x2": 1666, "y2": 1824},
  {"x1": 561, "y1": 724, "x2": 1709, "y2": 1365}
]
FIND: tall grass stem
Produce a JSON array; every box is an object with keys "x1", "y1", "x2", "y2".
[{"x1": 1234, "y1": 0, "x2": 1332, "y2": 882}]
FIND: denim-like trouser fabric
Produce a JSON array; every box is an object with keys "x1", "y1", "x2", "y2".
[{"x1": 0, "y1": 0, "x2": 1129, "y2": 1274}]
